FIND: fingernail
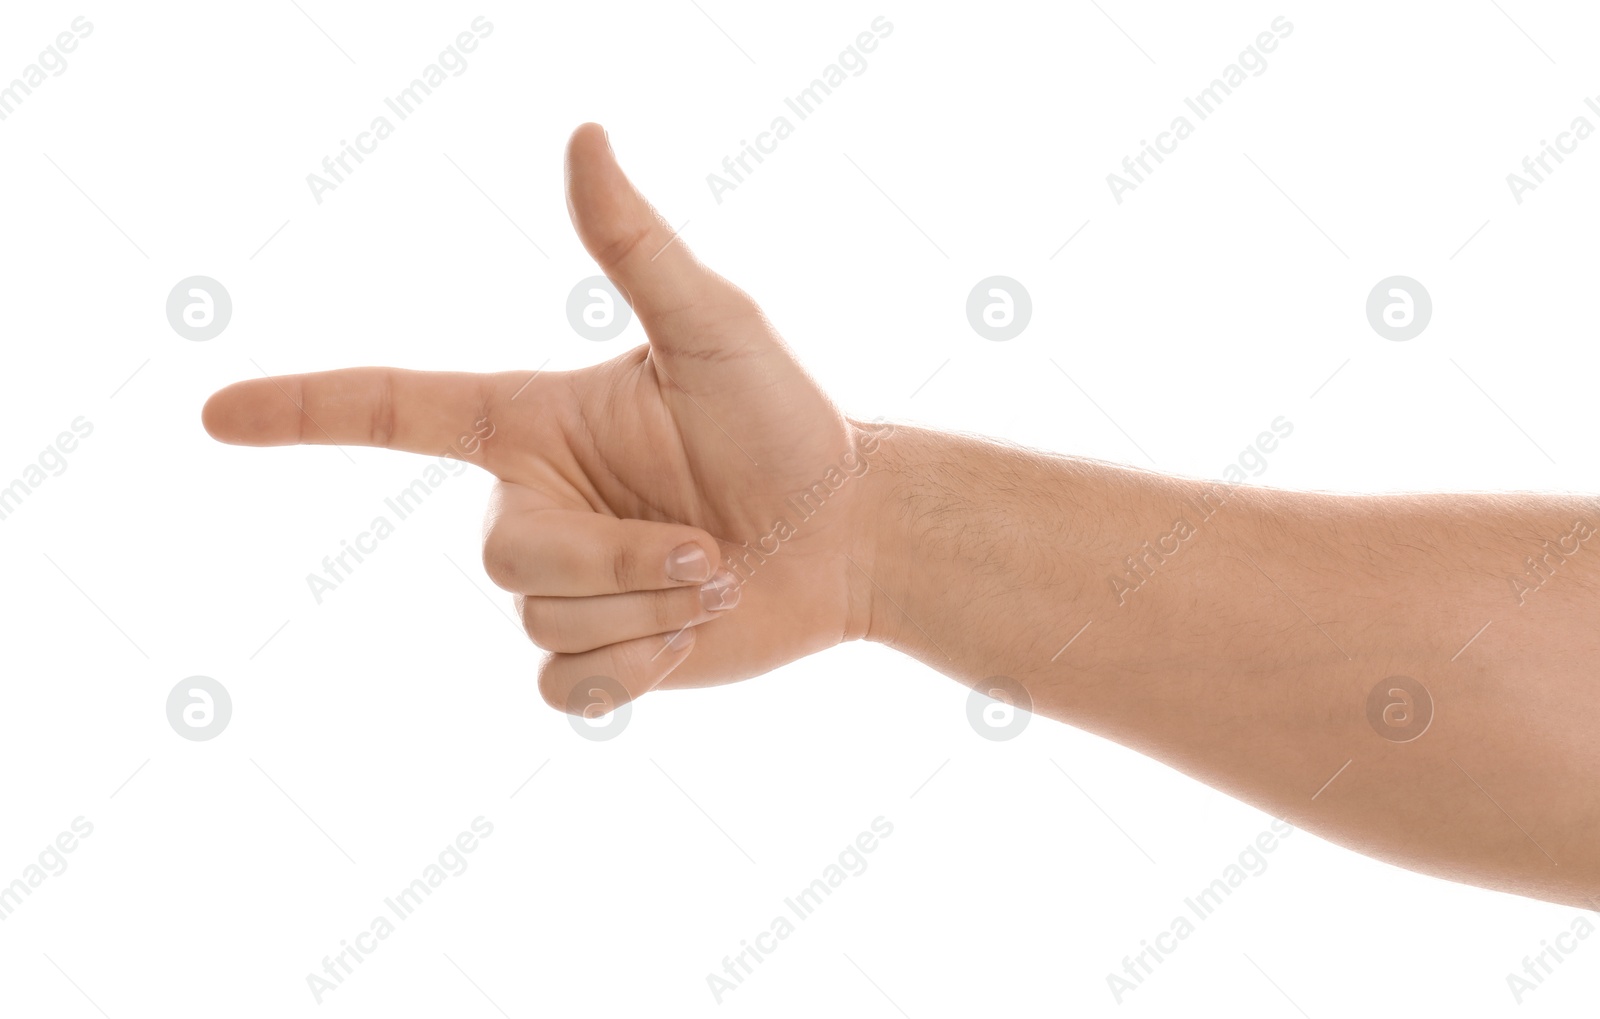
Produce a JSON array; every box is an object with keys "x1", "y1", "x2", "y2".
[
  {"x1": 666, "y1": 544, "x2": 711, "y2": 583},
  {"x1": 663, "y1": 626, "x2": 696, "y2": 653},
  {"x1": 700, "y1": 570, "x2": 741, "y2": 611}
]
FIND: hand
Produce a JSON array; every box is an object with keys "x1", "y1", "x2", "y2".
[
  {"x1": 203, "y1": 123, "x2": 887, "y2": 714},
  {"x1": 201, "y1": 126, "x2": 1600, "y2": 911}
]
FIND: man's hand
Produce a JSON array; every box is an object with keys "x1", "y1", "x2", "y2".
[
  {"x1": 206, "y1": 123, "x2": 1600, "y2": 911},
  {"x1": 203, "y1": 123, "x2": 881, "y2": 713}
]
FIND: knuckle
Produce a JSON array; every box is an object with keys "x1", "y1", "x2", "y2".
[
  {"x1": 596, "y1": 227, "x2": 652, "y2": 273},
  {"x1": 520, "y1": 599, "x2": 570, "y2": 652},
  {"x1": 536, "y1": 662, "x2": 568, "y2": 713},
  {"x1": 518, "y1": 597, "x2": 542, "y2": 641},
  {"x1": 481, "y1": 529, "x2": 519, "y2": 591}
]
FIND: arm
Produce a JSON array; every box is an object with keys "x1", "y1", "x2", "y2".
[
  {"x1": 854, "y1": 424, "x2": 1600, "y2": 908},
  {"x1": 203, "y1": 123, "x2": 1599, "y2": 910}
]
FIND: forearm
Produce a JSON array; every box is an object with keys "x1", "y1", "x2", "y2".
[{"x1": 856, "y1": 423, "x2": 1600, "y2": 907}]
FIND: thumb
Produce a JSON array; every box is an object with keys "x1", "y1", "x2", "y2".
[
  {"x1": 564, "y1": 123, "x2": 819, "y2": 426},
  {"x1": 564, "y1": 122, "x2": 740, "y2": 327}
]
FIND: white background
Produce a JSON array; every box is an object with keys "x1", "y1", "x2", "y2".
[{"x1": 2, "y1": 1, "x2": 1598, "y2": 1015}]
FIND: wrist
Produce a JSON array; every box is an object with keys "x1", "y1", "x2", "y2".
[
  {"x1": 840, "y1": 422, "x2": 1088, "y2": 676},
  {"x1": 841, "y1": 419, "x2": 927, "y2": 651}
]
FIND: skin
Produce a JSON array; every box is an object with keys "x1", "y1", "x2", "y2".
[{"x1": 205, "y1": 123, "x2": 1600, "y2": 909}]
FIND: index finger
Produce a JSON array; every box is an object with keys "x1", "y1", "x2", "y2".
[{"x1": 201, "y1": 367, "x2": 529, "y2": 461}]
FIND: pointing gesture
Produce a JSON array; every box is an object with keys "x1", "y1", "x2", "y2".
[
  {"x1": 202, "y1": 126, "x2": 1600, "y2": 913},
  {"x1": 204, "y1": 124, "x2": 884, "y2": 714}
]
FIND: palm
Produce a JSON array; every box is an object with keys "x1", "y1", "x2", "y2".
[{"x1": 533, "y1": 325, "x2": 863, "y2": 688}]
